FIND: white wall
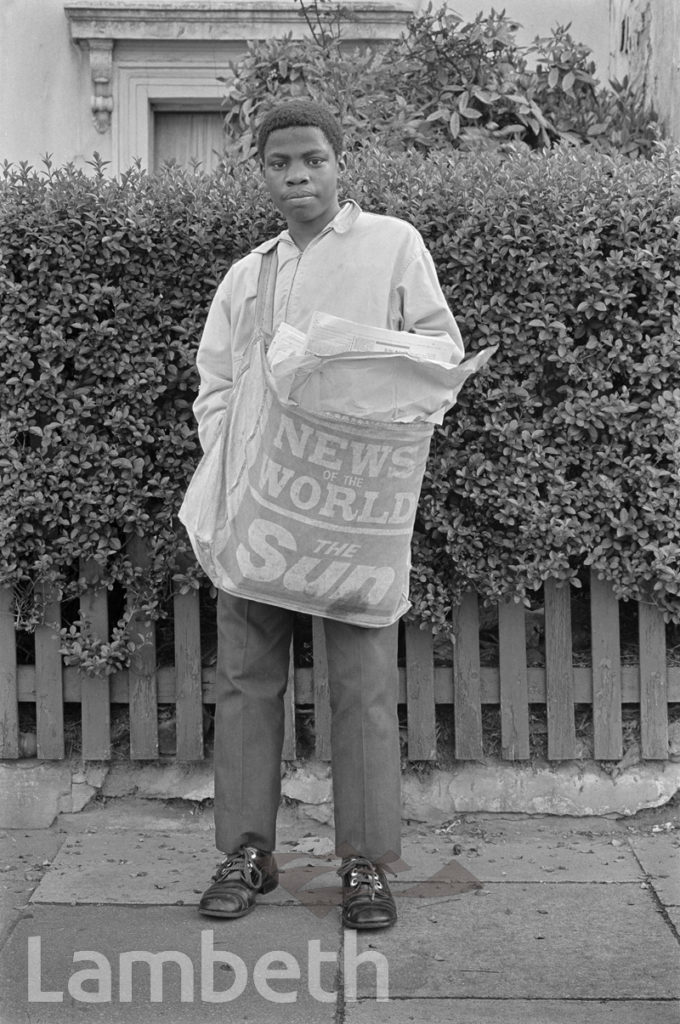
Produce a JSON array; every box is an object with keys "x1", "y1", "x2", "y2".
[
  {"x1": 0, "y1": 0, "x2": 106, "y2": 167},
  {"x1": 610, "y1": 0, "x2": 680, "y2": 140},
  {"x1": 418, "y1": 0, "x2": 611, "y2": 83}
]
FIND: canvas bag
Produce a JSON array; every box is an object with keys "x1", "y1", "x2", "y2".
[{"x1": 179, "y1": 251, "x2": 434, "y2": 627}]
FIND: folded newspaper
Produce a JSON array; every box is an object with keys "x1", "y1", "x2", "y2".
[{"x1": 267, "y1": 311, "x2": 497, "y2": 423}]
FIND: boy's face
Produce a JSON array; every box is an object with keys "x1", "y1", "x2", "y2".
[{"x1": 261, "y1": 125, "x2": 346, "y2": 244}]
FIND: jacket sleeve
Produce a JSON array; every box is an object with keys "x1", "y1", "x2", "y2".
[
  {"x1": 193, "y1": 271, "x2": 235, "y2": 453},
  {"x1": 397, "y1": 244, "x2": 465, "y2": 365}
]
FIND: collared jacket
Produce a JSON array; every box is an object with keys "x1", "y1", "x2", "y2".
[{"x1": 193, "y1": 200, "x2": 464, "y2": 452}]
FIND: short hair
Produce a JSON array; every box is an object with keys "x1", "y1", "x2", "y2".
[{"x1": 257, "y1": 101, "x2": 344, "y2": 160}]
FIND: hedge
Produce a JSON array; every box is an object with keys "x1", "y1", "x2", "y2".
[{"x1": 1, "y1": 143, "x2": 679, "y2": 669}]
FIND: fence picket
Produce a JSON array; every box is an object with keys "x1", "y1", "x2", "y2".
[
  {"x1": 544, "y1": 580, "x2": 577, "y2": 759},
  {"x1": 639, "y1": 601, "x2": 668, "y2": 759},
  {"x1": 173, "y1": 589, "x2": 204, "y2": 761},
  {"x1": 34, "y1": 584, "x2": 64, "y2": 759},
  {"x1": 405, "y1": 623, "x2": 436, "y2": 760},
  {"x1": 1, "y1": 570, "x2": 674, "y2": 767},
  {"x1": 282, "y1": 639, "x2": 296, "y2": 760},
  {"x1": 127, "y1": 537, "x2": 158, "y2": 760},
  {"x1": 310, "y1": 618, "x2": 332, "y2": 761},
  {"x1": 0, "y1": 586, "x2": 19, "y2": 758},
  {"x1": 79, "y1": 559, "x2": 111, "y2": 760},
  {"x1": 590, "y1": 572, "x2": 622, "y2": 760},
  {"x1": 452, "y1": 591, "x2": 483, "y2": 759},
  {"x1": 498, "y1": 601, "x2": 529, "y2": 759}
]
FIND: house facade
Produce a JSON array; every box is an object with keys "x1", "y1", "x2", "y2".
[
  {"x1": 0, "y1": 1, "x2": 676, "y2": 173},
  {"x1": 0, "y1": 0, "x2": 625, "y2": 174}
]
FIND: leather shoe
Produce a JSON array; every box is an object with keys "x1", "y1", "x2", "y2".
[
  {"x1": 199, "y1": 846, "x2": 278, "y2": 918},
  {"x1": 338, "y1": 857, "x2": 397, "y2": 930}
]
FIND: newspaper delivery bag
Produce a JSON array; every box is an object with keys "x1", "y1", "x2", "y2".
[
  {"x1": 180, "y1": 331, "x2": 433, "y2": 626},
  {"x1": 179, "y1": 257, "x2": 434, "y2": 627}
]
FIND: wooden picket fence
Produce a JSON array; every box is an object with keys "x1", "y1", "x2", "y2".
[{"x1": 0, "y1": 567, "x2": 675, "y2": 764}]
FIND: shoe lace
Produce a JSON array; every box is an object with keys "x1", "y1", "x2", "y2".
[
  {"x1": 338, "y1": 857, "x2": 386, "y2": 901},
  {"x1": 212, "y1": 847, "x2": 264, "y2": 889}
]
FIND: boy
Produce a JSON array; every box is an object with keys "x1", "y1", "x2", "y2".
[{"x1": 193, "y1": 100, "x2": 463, "y2": 930}]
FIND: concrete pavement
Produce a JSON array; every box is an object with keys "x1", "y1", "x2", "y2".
[{"x1": 0, "y1": 796, "x2": 678, "y2": 1023}]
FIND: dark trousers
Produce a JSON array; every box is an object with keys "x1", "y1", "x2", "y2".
[{"x1": 213, "y1": 591, "x2": 402, "y2": 863}]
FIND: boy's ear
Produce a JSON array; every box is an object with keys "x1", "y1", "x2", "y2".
[{"x1": 337, "y1": 151, "x2": 348, "y2": 173}]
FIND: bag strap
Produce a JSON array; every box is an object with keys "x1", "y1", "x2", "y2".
[{"x1": 254, "y1": 248, "x2": 279, "y2": 334}]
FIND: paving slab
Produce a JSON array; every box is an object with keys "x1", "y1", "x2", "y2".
[
  {"x1": 401, "y1": 833, "x2": 643, "y2": 883},
  {"x1": 350, "y1": 884, "x2": 680, "y2": 1001},
  {"x1": 31, "y1": 831, "x2": 221, "y2": 907},
  {"x1": 30, "y1": 827, "x2": 483, "y2": 913},
  {"x1": 0, "y1": 827, "x2": 65, "y2": 948},
  {"x1": 28, "y1": 830, "x2": 344, "y2": 915},
  {"x1": 345, "y1": 997, "x2": 680, "y2": 1024},
  {"x1": 0, "y1": 904, "x2": 343, "y2": 1024},
  {"x1": 3, "y1": 800, "x2": 680, "y2": 1024},
  {"x1": 628, "y1": 835, "x2": 680, "y2": 906},
  {"x1": 30, "y1": 819, "x2": 642, "y2": 914}
]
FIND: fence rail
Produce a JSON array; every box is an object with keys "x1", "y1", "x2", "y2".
[{"x1": 0, "y1": 569, "x2": 676, "y2": 764}]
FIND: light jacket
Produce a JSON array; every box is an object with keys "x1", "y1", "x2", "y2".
[{"x1": 193, "y1": 200, "x2": 464, "y2": 451}]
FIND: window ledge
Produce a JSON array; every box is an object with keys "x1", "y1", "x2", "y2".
[{"x1": 64, "y1": 0, "x2": 411, "y2": 43}]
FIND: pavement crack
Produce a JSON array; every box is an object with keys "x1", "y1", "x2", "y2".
[
  {"x1": 333, "y1": 921, "x2": 345, "y2": 1024},
  {"x1": 627, "y1": 843, "x2": 680, "y2": 945}
]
